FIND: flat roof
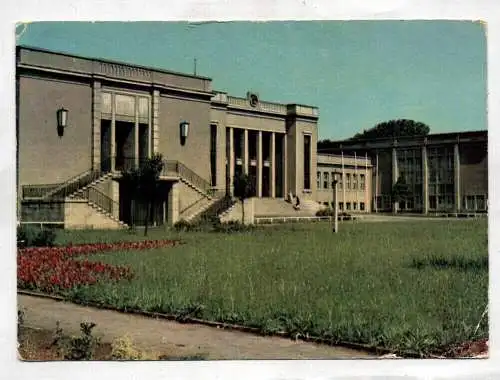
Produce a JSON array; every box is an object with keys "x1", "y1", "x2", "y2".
[
  {"x1": 319, "y1": 129, "x2": 487, "y2": 149},
  {"x1": 16, "y1": 45, "x2": 213, "y2": 82}
]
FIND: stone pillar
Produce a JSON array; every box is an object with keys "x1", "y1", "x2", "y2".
[
  {"x1": 92, "y1": 81, "x2": 102, "y2": 171},
  {"x1": 282, "y1": 134, "x2": 288, "y2": 197},
  {"x1": 228, "y1": 127, "x2": 235, "y2": 195},
  {"x1": 168, "y1": 182, "x2": 180, "y2": 225},
  {"x1": 392, "y1": 146, "x2": 398, "y2": 213},
  {"x1": 270, "y1": 132, "x2": 276, "y2": 198},
  {"x1": 134, "y1": 95, "x2": 140, "y2": 168},
  {"x1": 111, "y1": 180, "x2": 120, "y2": 219},
  {"x1": 257, "y1": 131, "x2": 263, "y2": 197},
  {"x1": 454, "y1": 143, "x2": 461, "y2": 212},
  {"x1": 243, "y1": 129, "x2": 249, "y2": 175},
  {"x1": 152, "y1": 89, "x2": 160, "y2": 155},
  {"x1": 422, "y1": 145, "x2": 429, "y2": 214},
  {"x1": 111, "y1": 93, "x2": 116, "y2": 171}
]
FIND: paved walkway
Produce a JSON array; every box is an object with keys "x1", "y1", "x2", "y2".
[{"x1": 18, "y1": 295, "x2": 374, "y2": 360}]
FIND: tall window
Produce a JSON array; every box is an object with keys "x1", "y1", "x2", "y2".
[
  {"x1": 303, "y1": 135, "x2": 311, "y2": 190},
  {"x1": 360, "y1": 174, "x2": 365, "y2": 190},
  {"x1": 317, "y1": 171, "x2": 321, "y2": 189},
  {"x1": 323, "y1": 172, "x2": 329, "y2": 189},
  {"x1": 346, "y1": 173, "x2": 351, "y2": 190},
  {"x1": 210, "y1": 124, "x2": 217, "y2": 186},
  {"x1": 352, "y1": 174, "x2": 357, "y2": 190}
]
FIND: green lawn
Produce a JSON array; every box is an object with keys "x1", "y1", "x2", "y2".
[{"x1": 56, "y1": 219, "x2": 488, "y2": 355}]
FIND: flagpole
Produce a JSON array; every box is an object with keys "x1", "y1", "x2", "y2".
[
  {"x1": 354, "y1": 152, "x2": 358, "y2": 209},
  {"x1": 341, "y1": 151, "x2": 346, "y2": 209},
  {"x1": 375, "y1": 151, "x2": 379, "y2": 212},
  {"x1": 365, "y1": 152, "x2": 368, "y2": 213}
]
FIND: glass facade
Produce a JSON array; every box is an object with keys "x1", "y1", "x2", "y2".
[
  {"x1": 427, "y1": 146, "x2": 454, "y2": 211},
  {"x1": 397, "y1": 148, "x2": 423, "y2": 211}
]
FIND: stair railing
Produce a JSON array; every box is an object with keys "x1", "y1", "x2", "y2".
[
  {"x1": 74, "y1": 186, "x2": 120, "y2": 219},
  {"x1": 22, "y1": 183, "x2": 62, "y2": 199},
  {"x1": 162, "y1": 160, "x2": 214, "y2": 196},
  {"x1": 44, "y1": 157, "x2": 113, "y2": 200}
]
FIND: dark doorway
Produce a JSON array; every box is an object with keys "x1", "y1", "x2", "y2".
[{"x1": 119, "y1": 180, "x2": 170, "y2": 226}]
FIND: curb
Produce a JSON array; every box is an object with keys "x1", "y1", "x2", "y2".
[{"x1": 18, "y1": 289, "x2": 425, "y2": 359}]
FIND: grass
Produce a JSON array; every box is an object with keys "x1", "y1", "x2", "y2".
[{"x1": 50, "y1": 219, "x2": 488, "y2": 356}]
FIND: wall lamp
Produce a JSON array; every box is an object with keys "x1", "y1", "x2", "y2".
[
  {"x1": 56, "y1": 107, "x2": 69, "y2": 137},
  {"x1": 180, "y1": 120, "x2": 189, "y2": 145}
]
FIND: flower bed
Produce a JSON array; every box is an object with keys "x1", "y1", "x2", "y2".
[{"x1": 18, "y1": 240, "x2": 182, "y2": 293}]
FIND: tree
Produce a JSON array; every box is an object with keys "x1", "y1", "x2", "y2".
[
  {"x1": 233, "y1": 173, "x2": 255, "y2": 224},
  {"x1": 350, "y1": 119, "x2": 430, "y2": 141},
  {"x1": 121, "y1": 154, "x2": 164, "y2": 236},
  {"x1": 317, "y1": 119, "x2": 431, "y2": 153},
  {"x1": 391, "y1": 175, "x2": 412, "y2": 213}
]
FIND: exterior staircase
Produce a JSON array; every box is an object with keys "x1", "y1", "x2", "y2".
[
  {"x1": 20, "y1": 158, "x2": 128, "y2": 228},
  {"x1": 162, "y1": 160, "x2": 232, "y2": 222},
  {"x1": 70, "y1": 186, "x2": 127, "y2": 228},
  {"x1": 219, "y1": 197, "x2": 326, "y2": 223}
]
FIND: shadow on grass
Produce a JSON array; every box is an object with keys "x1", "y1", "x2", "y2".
[{"x1": 410, "y1": 255, "x2": 488, "y2": 272}]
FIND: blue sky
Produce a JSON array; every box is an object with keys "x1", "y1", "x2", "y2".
[{"x1": 18, "y1": 21, "x2": 487, "y2": 140}]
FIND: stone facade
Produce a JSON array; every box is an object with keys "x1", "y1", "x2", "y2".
[{"x1": 16, "y1": 46, "x2": 487, "y2": 228}]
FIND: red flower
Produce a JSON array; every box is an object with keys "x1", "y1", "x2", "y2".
[{"x1": 17, "y1": 239, "x2": 182, "y2": 293}]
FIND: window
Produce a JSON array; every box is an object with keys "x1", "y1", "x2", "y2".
[
  {"x1": 339, "y1": 202, "x2": 344, "y2": 210},
  {"x1": 210, "y1": 124, "x2": 217, "y2": 186},
  {"x1": 360, "y1": 174, "x2": 365, "y2": 190},
  {"x1": 360, "y1": 202, "x2": 365, "y2": 211},
  {"x1": 476, "y1": 195, "x2": 486, "y2": 210},
  {"x1": 346, "y1": 174, "x2": 351, "y2": 190},
  {"x1": 303, "y1": 135, "x2": 311, "y2": 190},
  {"x1": 323, "y1": 172, "x2": 329, "y2": 189},
  {"x1": 346, "y1": 202, "x2": 351, "y2": 210},
  {"x1": 352, "y1": 174, "x2": 357, "y2": 190},
  {"x1": 353, "y1": 202, "x2": 357, "y2": 210},
  {"x1": 317, "y1": 171, "x2": 321, "y2": 189}
]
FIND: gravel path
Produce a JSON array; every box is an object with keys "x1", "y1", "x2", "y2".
[{"x1": 18, "y1": 295, "x2": 374, "y2": 360}]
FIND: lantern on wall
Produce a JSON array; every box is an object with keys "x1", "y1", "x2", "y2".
[
  {"x1": 180, "y1": 120, "x2": 189, "y2": 145},
  {"x1": 56, "y1": 107, "x2": 69, "y2": 137}
]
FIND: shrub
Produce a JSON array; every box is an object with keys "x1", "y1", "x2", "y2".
[
  {"x1": 173, "y1": 220, "x2": 196, "y2": 232},
  {"x1": 315, "y1": 209, "x2": 353, "y2": 219},
  {"x1": 17, "y1": 225, "x2": 57, "y2": 247},
  {"x1": 212, "y1": 220, "x2": 254, "y2": 233},
  {"x1": 64, "y1": 322, "x2": 99, "y2": 360},
  {"x1": 111, "y1": 335, "x2": 143, "y2": 360}
]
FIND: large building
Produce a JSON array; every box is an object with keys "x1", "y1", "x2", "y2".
[
  {"x1": 17, "y1": 46, "x2": 323, "y2": 228},
  {"x1": 16, "y1": 46, "x2": 487, "y2": 229},
  {"x1": 320, "y1": 131, "x2": 488, "y2": 214}
]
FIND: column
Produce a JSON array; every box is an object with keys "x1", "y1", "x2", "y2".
[
  {"x1": 92, "y1": 81, "x2": 102, "y2": 171},
  {"x1": 111, "y1": 180, "x2": 120, "y2": 219},
  {"x1": 422, "y1": 145, "x2": 429, "y2": 214},
  {"x1": 110, "y1": 93, "x2": 116, "y2": 171},
  {"x1": 270, "y1": 132, "x2": 276, "y2": 198},
  {"x1": 168, "y1": 182, "x2": 180, "y2": 225},
  {"x1": 228, "y1": 127, "x2": 235, "y2": 195},
  {"x1": 134, "y1": 96, "x2": 139, "y2": 168},
  {"x1": 282, "y1": 134, "x2": 288, "y2": 197},
  {"x1": 257, "y1": 131, "x2": 263, "y2": 197},
  {"x1": 151, "y1": 89, "x2": 160, "y2": 155},
  {"x1": 454, "y1": 143, "x2": 461, "y2": 212},
  {"x1": 392, "y1": 146, "x2": 398, "y2": 213},
  {"x1": 243, "y1": 129, "x2": 249, "y2": 175}
]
